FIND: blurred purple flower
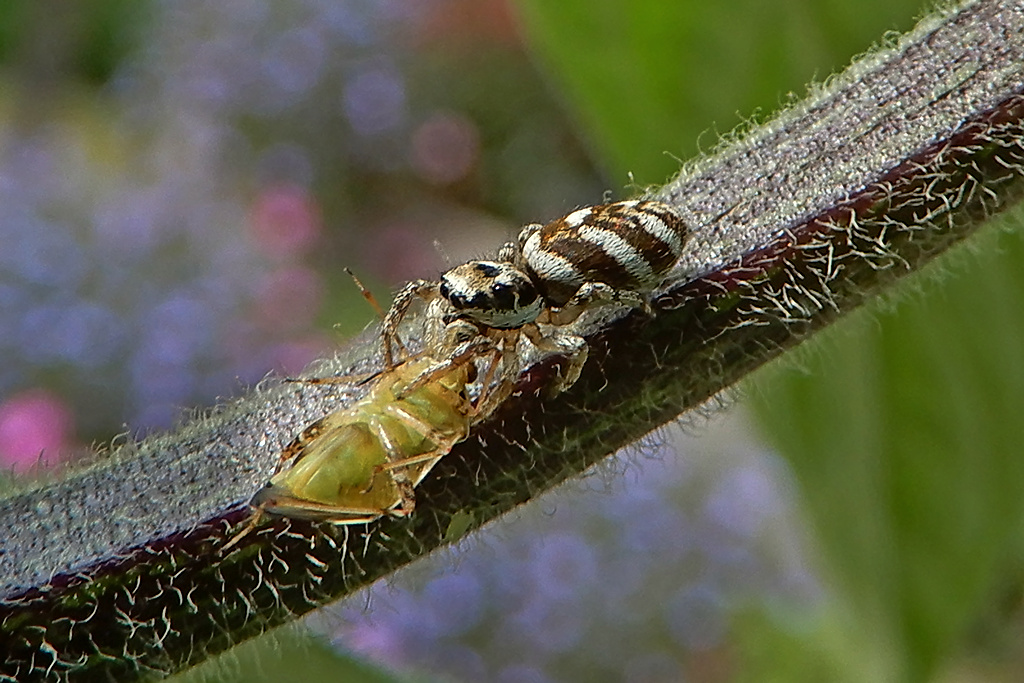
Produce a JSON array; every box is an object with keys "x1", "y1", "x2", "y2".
[
  {"x1": 259, "y1": 26, "x2": 328, "y2": 107},
  {"x1": 703, "y1": 461, "x2": 783, "y2": 538},
  {"x1": 341, "y1": 617, "x2": 412, "y2": 670},
  {"x1": 419, "y1": 571, "x2": 487, "y2": 638},
  {"x1": 342, "y1": 62, "x2": 407, "y2": 136},
  {"x1": 526, "y1": 531, "x2": 598, "y2": 602},
  {"x1": 663, "y1": 583, "x2": 727, "y2": 651},
  {"x1": 509, "y1": 594, "x2": 588, "y2": 655}
]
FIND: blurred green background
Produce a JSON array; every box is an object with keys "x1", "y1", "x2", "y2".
[{"x1": 2, "y1": 0, "x2": 1023, "y2": 681}]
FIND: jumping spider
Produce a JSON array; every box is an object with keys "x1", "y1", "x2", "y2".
[{"x1": 381, "y1": 200, "x2": 689, "y2": 407}]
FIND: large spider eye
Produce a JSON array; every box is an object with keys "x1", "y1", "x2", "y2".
[{"x1": 490, "y1": 281, "x2": 517, "y2": 312}]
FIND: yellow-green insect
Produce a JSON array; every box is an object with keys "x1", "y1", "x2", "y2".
[
  {"x1": 254, "y1": 322, "x2": 495, "y2": 524},
  {"x1": 223, "y1": 273, "x2": 507, "y2": 550}
]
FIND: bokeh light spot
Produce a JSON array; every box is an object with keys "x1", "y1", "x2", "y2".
[
  {"x1": 0, "y1": 389, "x2": 74, "y2": 471},
  {"x1": 249, "y1": 183, "x2": 322, "y2": 259},
  {"x1": 411, "y1": 111, "x2": 480, "y2": 185},
  {"x1": 343, "y1": 63, "x2": 407, "y2": 136}
]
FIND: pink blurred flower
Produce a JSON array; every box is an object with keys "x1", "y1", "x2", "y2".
[
  {"x1": 0, "y1": 389, "x2": 74, "y2": 471},
  {"x1": 253, "y1": 265, "x2": 325, "y2": 332},
  {"x1": 249, "y1": 183, "x2": 322, "y2": 259},
  {"x1": 411, "y1": 111, "x2": 480, "y2": 185}
]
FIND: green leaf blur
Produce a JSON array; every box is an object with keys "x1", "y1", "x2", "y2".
[
  {"x1": 514, "y1": 0, "x2": 921, "y2": 186},
  {"x1": 169, "y1": 627, "x2": 413, "y2": 683}
]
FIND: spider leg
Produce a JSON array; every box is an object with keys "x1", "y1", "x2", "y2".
[
  {"x1": 521, "y1": 323, "x2": 588, "y2": 395},
  {"x1": 540, "y1": 282, "x2": 646, "y2": 326},
  {"x1": 473, "y1": 329, "x2": 522, "y2": 417},
  {"x1": 395, "y1": 334, "x2": 493, "y2": 399},
  {"x1": 381, "y1": 280, "x2": 437, "y2": 368}
]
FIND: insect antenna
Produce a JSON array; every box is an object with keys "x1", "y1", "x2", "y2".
[
  {"x1": 344, "y1": 266, "x2": 387, "y2": 319},
  {"x1": 282, "y1": 268, "x2": 399, "y2": 388},
  {"x1": 345, "y1": 266, "x2": 411, "y2": 362}
]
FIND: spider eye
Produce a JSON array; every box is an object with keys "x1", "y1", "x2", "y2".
[
  {"x1": 438, "y1": 261, "x2": 542, "y2": 328},
  {"x1": 490, "y1": 281, "x2": 517, "y2": 312},
  {"x1": 475, "y1": 262, "x2": 501, "y2": 278}
]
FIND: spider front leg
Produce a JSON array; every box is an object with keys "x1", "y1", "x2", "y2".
[
  {"x1": 394, "y1": 334, "x2": 495, "y2": 400},
  {"x1": 521, "y1": 323, "x2": 589, "y2": 396},
  {"x1": 471, "y1": 328, "x2": 522, "y2": 418},
  {"x1": 540, "y1": 282, "x2": 648, "y2": 327},
  {"x1": 381, "y1": 279, "x2": 438, "y2": 368}
]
